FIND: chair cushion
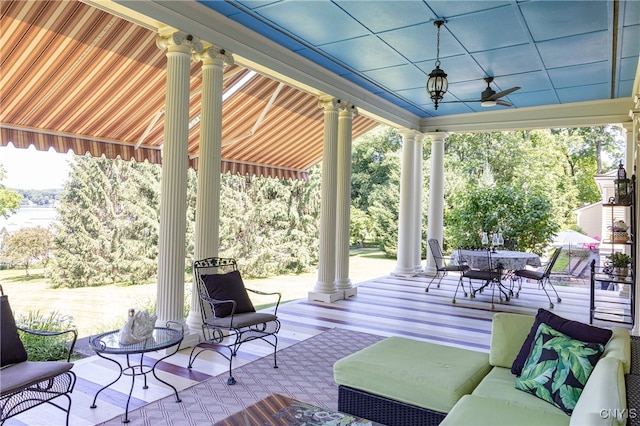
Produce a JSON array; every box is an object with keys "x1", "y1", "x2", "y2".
[
  {"x1": 204, "y1": 312, "x2": 277, "y2": 329},
  {"x1": 0, "y1": 361, "x2": 73, "y2": 397},
  {"x1": 202, "y1": 270, "x2": 255, "y2": 318},
  {"x1": 511, "y1": 308, "x2": 612, "y2": 376},
  {"x1": 515, "y1": 269, "x2": 544, "y2": 280},
  {"x1": 0, "y1": 295, "x2": 28, "y2": 367},
  {"x1": 514, "y1": 323, "x2": 605, "y2": 415}
]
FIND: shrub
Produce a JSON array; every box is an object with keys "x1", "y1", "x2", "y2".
[{"x1": 16, "y1": 310, "x2": 76, "y2": 361}]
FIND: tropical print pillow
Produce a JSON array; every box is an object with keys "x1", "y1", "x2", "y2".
[{"x1": 514, "y1": 322, "x2": 605, "y2": 415}]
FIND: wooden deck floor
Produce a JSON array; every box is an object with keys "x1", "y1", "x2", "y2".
[{"x1": 7, "y1": 273, "x2": 632, "y2": 425}]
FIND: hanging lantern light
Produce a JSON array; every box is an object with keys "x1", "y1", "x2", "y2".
[{"x1": 426, "y1": 20, "x2": 448, "y2": 110}]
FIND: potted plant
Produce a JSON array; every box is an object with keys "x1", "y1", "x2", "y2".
[{"x1": 607, "y1": 252, "x2": 632, "y2": 277}]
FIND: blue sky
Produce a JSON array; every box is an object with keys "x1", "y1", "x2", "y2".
[{"x1": 0, "y1": 145, "x2": 72, "y2": 190}]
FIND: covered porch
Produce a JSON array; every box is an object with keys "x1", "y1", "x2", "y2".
[{"x1": 7, "y1": 273, "x2": 625, "y2": 425}]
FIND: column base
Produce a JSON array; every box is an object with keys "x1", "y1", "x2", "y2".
[
  {"x1": 308, "y1": 290, "x2": 345, "y2": 303},
  {"x1": 422, "y1": 266, "x2": 437, "y2": 276},
  {"x1": 391, "y1": 270, "x2": 417, "y2": 278},
  {"x1": 180, "y1": 329, "x2": 201, "y2": 350},
  {"x1": 342, "y1": 287, "x2": 358, "y2": 298}
]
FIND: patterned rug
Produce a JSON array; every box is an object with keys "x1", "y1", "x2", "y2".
[{"x1": 98, "y1": 328, "x2": 384, "y2": 425}]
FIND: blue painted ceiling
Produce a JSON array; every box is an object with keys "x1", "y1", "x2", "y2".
[{"x1": 199, "y1": 0, "x2": 640, "y2": 118}]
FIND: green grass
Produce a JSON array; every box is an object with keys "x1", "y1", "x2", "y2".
[{"x1": 0, "y1": 250, "x2": 397, "y2": 339}]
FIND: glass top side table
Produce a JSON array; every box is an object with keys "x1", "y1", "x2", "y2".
[{"x1": 89, "y1": 325, "x2": 183, "y2": 423}]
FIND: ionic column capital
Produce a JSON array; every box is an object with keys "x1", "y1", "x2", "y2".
[
  {"x1": 156, "y1": 31, "x2": 204, "y2": 55},
  {"x1": 196, "y1": 46, "x2": 234, "y2": 66},
  {"x1": 338, "y1": 102, "x2": 358, "y2": 116},
  {"x1": 319, "y1": 96, "x2": 340, "y2": 111}
]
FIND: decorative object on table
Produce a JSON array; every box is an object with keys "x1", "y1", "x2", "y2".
[
  {"x1": 119, "y1": 308, "x2": 157, "y2": 345},
  {"x1": 615, "y1": 161, "x2": 632, "y2": 205},
  {"x1": 609, "y1": 219, "x2": 629, "y2": 243},
  {"x1": 607, "y1": 251, "x2": 632, "y2": 277}
]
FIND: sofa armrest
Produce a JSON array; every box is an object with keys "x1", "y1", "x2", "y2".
[
  {"x1": 570, "y1": 357, "x2": 626, "y2": 426},
  {"x1": 489, "y1": 312, "x2": 535, "y2": 368}
]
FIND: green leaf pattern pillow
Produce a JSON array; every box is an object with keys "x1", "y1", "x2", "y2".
[{"x1": 515, "y1": 322, "x2": 605, "y2": 415}]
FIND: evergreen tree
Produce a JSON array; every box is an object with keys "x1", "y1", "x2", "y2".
[
  {"x1": 218, "y1": 166, "x2": 321, "y2": 277},
  {"x1": 51, "y1": 156, "x2": 160, "y2": 287}
]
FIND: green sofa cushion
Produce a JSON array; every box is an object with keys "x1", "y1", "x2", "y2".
[
  {"x1": 490, "y1": 312, "x2": 535, "y2": 368},
  {"x1": 333, "y1": 336, "x2": 491, "y2": 413},
  {"x1": 441, "y1": 394, "x2": 570, "y2": 426},
  {"x1": 472, "y1": 367, "x2": 567, "y2": 416}
]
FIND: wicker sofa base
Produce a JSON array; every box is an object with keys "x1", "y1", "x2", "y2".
[{"x1": 338, "y1": 385, "x2": 446, "y2": 426}]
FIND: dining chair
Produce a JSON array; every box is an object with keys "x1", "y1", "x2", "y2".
[
  {"x1": 513, "y1": 247, "x2": 563, "y2": 308},
  {"x1": 425, "y1": 239, "x2": 470, "y2": 293},
  {"x1": 459, "y1": 249, "x2": 507, "y2": 310}
]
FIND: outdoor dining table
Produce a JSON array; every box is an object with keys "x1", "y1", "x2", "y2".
[
  {"x1": 456, "y1": 249, "x2": 542, "y2": 307},
  {"x1": 458, "y1": 249, "x2": 541, "y2": 271}
]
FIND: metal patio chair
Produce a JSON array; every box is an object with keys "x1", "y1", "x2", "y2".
[
  {"x1": 425, "y1": 239, "x2": 470, "y2": 293},
  {"x1": 513, "y1": 247, "x2": 563, "y2": 308},
  {"x1": 187, "y1": 257, "x2": 281, "y2": 385},
  {"x1": 459, "y1": 249, "x2": 507, "y2": 310},
  {"x1": 0, "y1": 285, "x2": 77, "y2": 425}
]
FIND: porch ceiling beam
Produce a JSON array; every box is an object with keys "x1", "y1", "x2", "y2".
[{"x1": 420, "y1": 98, "x2": 635, "y2": 134}]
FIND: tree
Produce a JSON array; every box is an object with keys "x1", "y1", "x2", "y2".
[
  {"x1": 0, "y1": 165, "x2": 21, "y2": 218},
  {"x1": 218, "y1": 166, "x2": 321, "y2": 277},
  {"x1": 2, "y1": 226, "x2": 53, "y2": 276},
  {"x1": 447, "y1": 184, "x2": 559, "y2": 255},
  {"x1": 351, "y1": 127, "x2": 403, "y2": 256},
  {"x1": 51, "y1": 156, "x2": 161, "y2": 287}
]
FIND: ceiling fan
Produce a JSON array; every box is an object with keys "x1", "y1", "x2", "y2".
[{"x1": 445, "y1": 77, "x2": 521, "y2": 107}]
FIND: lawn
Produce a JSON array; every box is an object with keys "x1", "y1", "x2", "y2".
[{"x1": 0, "y1": 249, "x2": 397, "y2": 338}]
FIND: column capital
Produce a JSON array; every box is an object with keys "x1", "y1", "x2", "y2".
[
  {"x1": 424, "y1": 131, "x2": 449, "y2": 141},
  {"x1": 338, "y1": 102, "x2": 358, "y2": 116},
  {"x1": 156, "y1": 31, "x2": 204, "y2": 54},
  {"x1": 196, "y1": 46, "x2": 234, "y2": 66},
  {"x1": 318, "y1": 95, "x2": 340, "y2": 111},
  {"x1": 398, "y1": 128, "x2": 420, "y2": 141}
]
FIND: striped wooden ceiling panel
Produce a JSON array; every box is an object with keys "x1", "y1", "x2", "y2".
[{"x1": 0, "y1": 1, "x2": 379, "y2": 180}]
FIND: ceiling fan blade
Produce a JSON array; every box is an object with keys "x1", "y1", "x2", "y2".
[
  {"x1": 496, "y1": 99, "x2": 513, "y2": 107},
  {"x1": 440, "y1": 99, "x2": 481, "y2": 103},
  {"x1": 488, "y1": 86, "x2": 520, "y2": 100}
]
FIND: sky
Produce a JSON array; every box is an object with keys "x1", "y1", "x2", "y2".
[{"x1": 0, "y1": 144, "x2": 72, "y2": 190}]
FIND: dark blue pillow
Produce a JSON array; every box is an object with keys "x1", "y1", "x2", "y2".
[
  {"x1": 512, "y1": 308, "x2": 612, "y2": 376},
  {"x1": 1, "y1": 294, "x2": 28, "y2": 366},
  {"x1": 201, "y1": 271, "x2": 255, "y2": 318}
]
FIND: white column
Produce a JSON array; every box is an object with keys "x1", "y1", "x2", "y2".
[
  {"x1": 629, "y1": 102, "x2": 640, "y2": 334},
  {"x1": 392, "y1": 129, "x2": 418, "y2": 277},
  {"x1": 309, "y1": 96, "x2": 341, "y2": 303},
  {"x1": 335, "y1": 103, "x2": 357, "y2": 298},
  {"x1": 186, "y1": 47, "x2": 234, "y2": 334},
  {"x1": 413, "y1": 134, "x2": 425, "y2": 273},
  {"x1": 155, "y1": 32, "x2": 203, "y2": 328},
  {"x1": 424, "y1": 132, "x2": 448, "y2": 275}
]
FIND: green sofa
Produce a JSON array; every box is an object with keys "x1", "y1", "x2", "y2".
[{"x1": 334, "y1": 312, "x2": 631, "y2": 426}]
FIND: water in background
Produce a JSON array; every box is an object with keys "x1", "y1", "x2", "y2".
[{"x1": 0, "y1": 206, "x2": 58, "y2": 232}]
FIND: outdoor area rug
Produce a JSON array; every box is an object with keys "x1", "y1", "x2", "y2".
[{"x1": 98, "y1": 328, "x2": 384, "y2": 425}]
